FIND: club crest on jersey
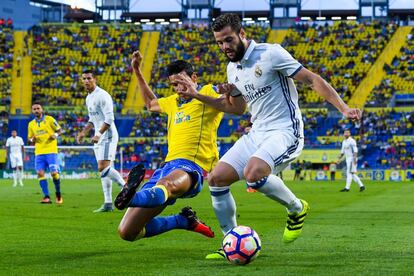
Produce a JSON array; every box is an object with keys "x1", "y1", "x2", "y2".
[
  {"x1": 174, "y1": 111, "x2": 190, "y2": 124},
  {"x1": 235, "y1": 76, "x2": 239, "y2": 82},
  {"x1": 255, "y1": 65, "x2": 262, "y2": 78}
]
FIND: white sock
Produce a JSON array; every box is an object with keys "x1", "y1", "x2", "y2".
[
  {"x1": 209, "y1": 186, "x2": 237, "y2": 234},
  {"x1": 248, "y1": 174, "x2": 302, "y2": 214},
  {"x1": 101, "y1": 166, "x2": 125, "y2": 187},
  {"x1": 12, "y1": 170, "x2": 17, "y2": 186},
  {"x1": 352, "y1": 174, "x2": 364, "y2": 187},
  {"x1": 346, "y1": 172, "x2": 352, "y2": 189},
  {"x1": 17, "y1": 168, "x2": 23, "y2": 185},
  {"x1": 101, "y1": 177, "x2": 113, "y2": 203}
]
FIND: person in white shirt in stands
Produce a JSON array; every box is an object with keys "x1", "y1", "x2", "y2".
[
  {"x1": 77, "y1": 70, "x2": 126, "y2": 212},
  {"x1": 337, "y1": 129, "x2": 365, "y2": 192},
  {"x1": 6, "y1": 130, "x2": 25, "y2": 187}
]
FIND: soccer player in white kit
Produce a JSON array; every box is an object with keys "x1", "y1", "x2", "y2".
[
  {"x1": 337, "y1": 129, "x2": 365, "y2": 192},
  {"x1": 77, "y1": 70, "x2": 126, "y2": 212},
  {"x1": 6, "y1": 130, "x2": 25, "y2": 187},
  {"x1": 177, "y1": 14, "x2": 362, "y2": 259}
]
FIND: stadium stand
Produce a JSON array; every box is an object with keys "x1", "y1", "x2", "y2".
[
  {"x1": 30, "y1": 23, "x2": 142, "y2": 111},
  {"x1": 367, "y1": 28, "x2": 414, "y2": 106},
  {"x1": 282, "y1": 21, "x2": 398, "y2": 107},
  {"x1": 0, "y1": 20, "x2": 14, "y2": 112}
]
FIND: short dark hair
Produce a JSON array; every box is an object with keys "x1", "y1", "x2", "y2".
[
  {"x1": 82, "y1": 69, "x2": 95, "y2": 76},
  {"x1": 211, "y1": 13, "x2": 242, "y2": 33},
  {"x1": 167, "y1": 60, "x2": 194, "y2": 77},
  {"x1": 32, "y1": 102, "x2": 42, "y2": 107}
]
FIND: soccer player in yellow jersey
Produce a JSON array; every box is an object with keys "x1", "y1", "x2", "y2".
[
  {"x1": 28, "y1": 103, "x2": 63, "y2": 204},
  {"x1": 114, "y1": 50, "x2": 244, "y2": 241}
]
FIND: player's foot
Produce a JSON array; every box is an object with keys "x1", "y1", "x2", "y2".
[
  {"x1": 114, "y1": 164, "x2": 146, "y2": 210},
  {"x1": 19, "y1": 182, "x2": 24, "y2": 187},
  {"x1": 93, "y1": 203, "x2": 114, "y2": 213},
  {"x1": 180, "y1": 206, "x2": 214, "y2": 238},
  {"x1": 359, "y1": 186, "x2": 366, "y2": 192},
  {"x1": 12, "y1": 183, "x2": 17, "y2": 187},
  {"x1": 246, "y1": 187, "x2": 257, "y2": 193},
  {"x1": 340, "y1": 188, "x2": 350, "y2": 192},
  {"x1": 56, "y1": 196, "x2": 63, "y2": 204},
  {"x1": 41, "y1": 196, "x2": 52, "y2": 204},
  {"x1": 205, "y1": 248, "x2": 226, "y2": 260},
  {"x1": 283, "y1": 199, "x2": 309, "y2": 243}
]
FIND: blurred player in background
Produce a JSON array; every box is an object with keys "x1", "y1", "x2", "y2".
[
  {"x1": 114, "y1": 50, "x2": 240, "y2": 242},
  {"x1": 77, "y1": 70, "x2": 126, "y2": 213},
  {"x1": 6, "y1": 130, "x2": 25, "y2": 187},
  {"x1": 28, "y1": 103, "x2": 63, "y2": 204},
  {"x1": 177, "y1": 13, "x2": 362, "y2": 259},
  {"x1": 337, "y1": 129, "x2": 365, "y2": 192}
]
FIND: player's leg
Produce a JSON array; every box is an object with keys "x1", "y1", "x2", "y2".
[
  {"x1": 17, "y1": 166, "x2": 24, "y2": 186},
  {"x1": 118, "y1": 163, "x2": 213, "y2": 240},
  {"x1": 245, "y1": 132, "x2": 308, "y2": 243},
  {"x1": 35, "y1": 155, "x2": 51, "y2": 203},
  {"x1": 95, "y1": 160, "x2": 115, "y2": 212},
  {"x1": 10, "y1": 155, "x2": 17, "y2": 187},
  {"x1": 48, "y1": 154, "x2": 62, "y2": 204},
  {"x1": 97, "y1": 141, "x2": 125, "y2": 187},
  {"x1": 350, "y1": 163, "x2": 365, "y2": 191},
  {"x1": 341, "y1": 161, "x2": 352, "y2": 192},
  {"x1": 16, "y1": 154, "x2": 24, "y2": 186}
]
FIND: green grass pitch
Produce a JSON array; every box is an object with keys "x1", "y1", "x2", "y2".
[{"x1": 1, "y1": 178, "x2": 413, "y2": 275}]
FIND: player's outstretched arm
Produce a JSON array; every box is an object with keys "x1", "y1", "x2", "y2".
[
  {"x1": 175, "y1": 75, "x2": 246, "y2": 115},
  {"x1": 294, "y1": 67, "x2": 362, "y2": 121},
  {"x1": 131, "y1": 50, "x2": 161, "y2": 112}
]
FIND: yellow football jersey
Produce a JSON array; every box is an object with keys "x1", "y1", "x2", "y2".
[
  {"x1": 158, "y1": 84, "x2": 223, "y2": 172},
  {"x1": 28, "y1": 115, "x2": 61, "y2": 155}
]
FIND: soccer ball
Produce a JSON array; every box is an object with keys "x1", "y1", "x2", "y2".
[{"x1": 222, "y1": 225, "x2": 261, "y2": 265}]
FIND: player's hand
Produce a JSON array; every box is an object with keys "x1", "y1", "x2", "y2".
[
  {"x1": 29, "y1": 136, "x2": 37, "y2": 144},
  {"x1": 131, "y1": 50, "x2": 143, "y2": 72},
  {"x1": 342, "y1": 107, "x2": 362, "y2": 121},
  {"x1": 76, "y1": 132, "x2": 85, "y2": 144},
  {"x1": 174, "y1": 73, "x2": 198, "y2": 98},
  {"x1": 49, "y1": 134, "x2": 57, "y2": 140},
  {"x1": 91, "y1": 135, "x2": 100, "y2": 144},
  {"x1": 217, "y1": 83, "x2": 236, "y2": 94}
]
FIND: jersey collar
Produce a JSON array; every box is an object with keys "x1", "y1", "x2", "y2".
[
  {"x1": 35, "y1": 114, "x2": 45, "y2": 124},
  {"x1": 242, "y1": 40, "x2": 256, "y2": 62}
]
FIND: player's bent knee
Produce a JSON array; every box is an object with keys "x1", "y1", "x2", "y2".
[{"x1": 118, "y1": 226, "x2": 145, "y2": 242}]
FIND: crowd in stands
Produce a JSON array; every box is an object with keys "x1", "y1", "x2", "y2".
[
  {"x1": 282, "y1": 20, "x2": 398, "y2": 106},
  {"x1": 368, "y1": 29, "x2": 414, "y2": 106},
  {"x1": 31, "y1": 24, "x2": 142, "y2": 111},
  {"x1": 0, "y1": 18, "x2": 14, "y2": 111}
]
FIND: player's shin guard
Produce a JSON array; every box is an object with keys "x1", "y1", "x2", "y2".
[
  {"x1": 248, "y1": 174, "x2": 302, "y2": 214},
  {"x1": 209, "y1": 186, "x2": 237, "y2": 234},
  {"x1": 128, "y1": 185, "x2": 168, "y2": 207},
  {"x1": 39, "y1": 177, "x2": 49, "y2": 197},
  {"x1": 101, "y1": 166, "x2": 125, "y2": 187},
  {"x1": 12, "y1": 169, "x2": 17, "y2": 186},
  {"x1": 52, "y1": 173, "x2": 61, "y2": 194},
  {"x1": 143, "y1": 215, "x2": 189, "y2": 238}
]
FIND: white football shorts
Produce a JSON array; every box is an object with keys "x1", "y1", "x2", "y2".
[
  {"x1": 94, "y1": 139, "x2": 118, "y2": 162},
  {"x1": 220, "y1": 128, "x2": 304, "y2": 179},
  {"x1": 10, "y1": 153, "x2": 23, "y2": 168}
]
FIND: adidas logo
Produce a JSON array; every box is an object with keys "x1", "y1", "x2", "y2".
[{"x1": 235, "y1": 76, "x2": 239, "y2": 82}]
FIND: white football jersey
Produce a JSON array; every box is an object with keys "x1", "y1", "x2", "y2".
[
  {"x1": 85, "y1": 86, "x2": 119, "y2": 141},
  {"x1": 341, "y1": 137, "x2": 358, "y2": 161},
  {"x1": 227, "y1": 40, "x2": 304, "y2": 138},
  {"x1": 6, "y1": 136, "x2": 24, "y2": 155}
]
